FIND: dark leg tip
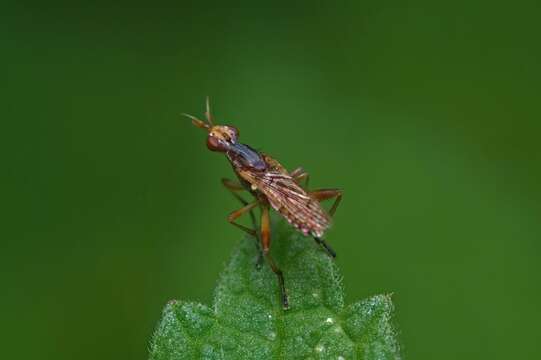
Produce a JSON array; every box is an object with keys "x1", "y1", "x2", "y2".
[
  {"x1": 255, "y1": 254, "x2": 264, "y2": 270},
  {"x1": 314, "y1": 237, "x2": 337, "y2": 258},
  {"x1": 325, "y1": 246, "x2": 336, "y2": 259},
  {"x1": 281, "y1": 290, "x2": 290, "y2": 310}
]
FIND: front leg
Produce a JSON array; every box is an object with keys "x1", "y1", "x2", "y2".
[
  {"x1": 227, "y1": 201, "x2": 259, "y2": 237},
  {"x1": 222, "y1": 178, "x2": 263, "y2": 267},
  {"x1": 222, "y1": 177, "x2": 257, "y2": 226}
]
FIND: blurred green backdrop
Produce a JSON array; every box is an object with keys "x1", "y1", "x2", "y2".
[{"x1": 3, "y1": 1, "x2": 540, "y2": 359}]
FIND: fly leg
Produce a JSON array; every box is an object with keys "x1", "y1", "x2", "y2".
[
  {"x1": 261, "y1": 204, "x2": 289, "y2": 310},
  {"x1": 222, "y1": 178, "x2": 258, "y2": 229},
  {"x1": 313, "y1": 237, "x2": 337, "y2": 258},
  {"x1": 309, "y1": 188, "x2": 343, "y2": 217},
  {"x1": 290, "y1": 167, "x2": 310, "y2": 190},
  {"x1": 222, "y1": 178, "x2": 263, "y2": 267},
  {"x1": 227, "y1": 201, "x2": 259, "y2": 237},
  {"x1": 309, "y1": 188, "x2": 343, "y2": 258}
]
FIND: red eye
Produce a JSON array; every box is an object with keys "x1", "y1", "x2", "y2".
[{"x1": 207, "y1": 135, "x2": 222, "y2": 151}]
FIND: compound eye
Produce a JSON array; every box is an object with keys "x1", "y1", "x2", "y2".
[{"x1": 206, "y1": 135, "x2": 221, "y2": 151}]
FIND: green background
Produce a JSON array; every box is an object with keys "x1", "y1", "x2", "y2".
[{"x1": 3, "y1": 1, "x2": 540, "y2": 359}]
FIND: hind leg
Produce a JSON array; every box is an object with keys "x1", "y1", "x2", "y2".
[
  {"x1": 309, "y1": 188, "x2": 343, "y2": 258},
  {"x1": 309, "y1": 188, "x2": 342, "y2": 217}
]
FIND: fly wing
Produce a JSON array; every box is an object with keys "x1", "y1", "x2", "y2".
[
  {"x1": 250, "y1": 169, "x2": 331, "y2": 238},
  {"x1": 230, "y1": 151, "x2": 331, "y2": 237}
]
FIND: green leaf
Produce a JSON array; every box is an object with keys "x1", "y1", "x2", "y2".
[{"x1": 150, "y1": 217, "x2": 402, "y2": 359}]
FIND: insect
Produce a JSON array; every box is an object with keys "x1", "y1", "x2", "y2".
[{"x1": 184, "y1": 98, "x2": 342, "y2": 309}]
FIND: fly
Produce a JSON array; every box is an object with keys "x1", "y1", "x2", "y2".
[{"x1": 183, "y1": 98, "x2": 342, "y2": 309}]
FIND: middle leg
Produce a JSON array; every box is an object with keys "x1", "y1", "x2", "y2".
[
  {"x1": 261, "y1": 204, "x2": 289, "y2": 309},
  {"x1": 290, "y1": 167, "x2": 310, "y2": 190}
]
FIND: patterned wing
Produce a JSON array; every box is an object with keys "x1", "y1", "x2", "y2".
[
  {"x1": 232, "y1": 153, "x2": 329, "y2": 238},
  {"x1": 256, "y1": 171, "x2": 331, "y2": 238}
]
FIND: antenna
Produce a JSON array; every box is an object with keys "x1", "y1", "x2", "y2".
[
  {"x1": 205, "y1": 96, "x2": 214, "y2": 126},
  {"x1": 182, "y1": 113, "x2": 209, "y2": 130}
]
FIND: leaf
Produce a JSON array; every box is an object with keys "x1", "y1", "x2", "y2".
[{"x1": 149, "y1": 216, "x2": 402, "y2": 359}]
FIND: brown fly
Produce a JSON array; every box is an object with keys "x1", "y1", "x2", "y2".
[{"x1": 184, "y1": 98, "x2": 342, "y2": 309}]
